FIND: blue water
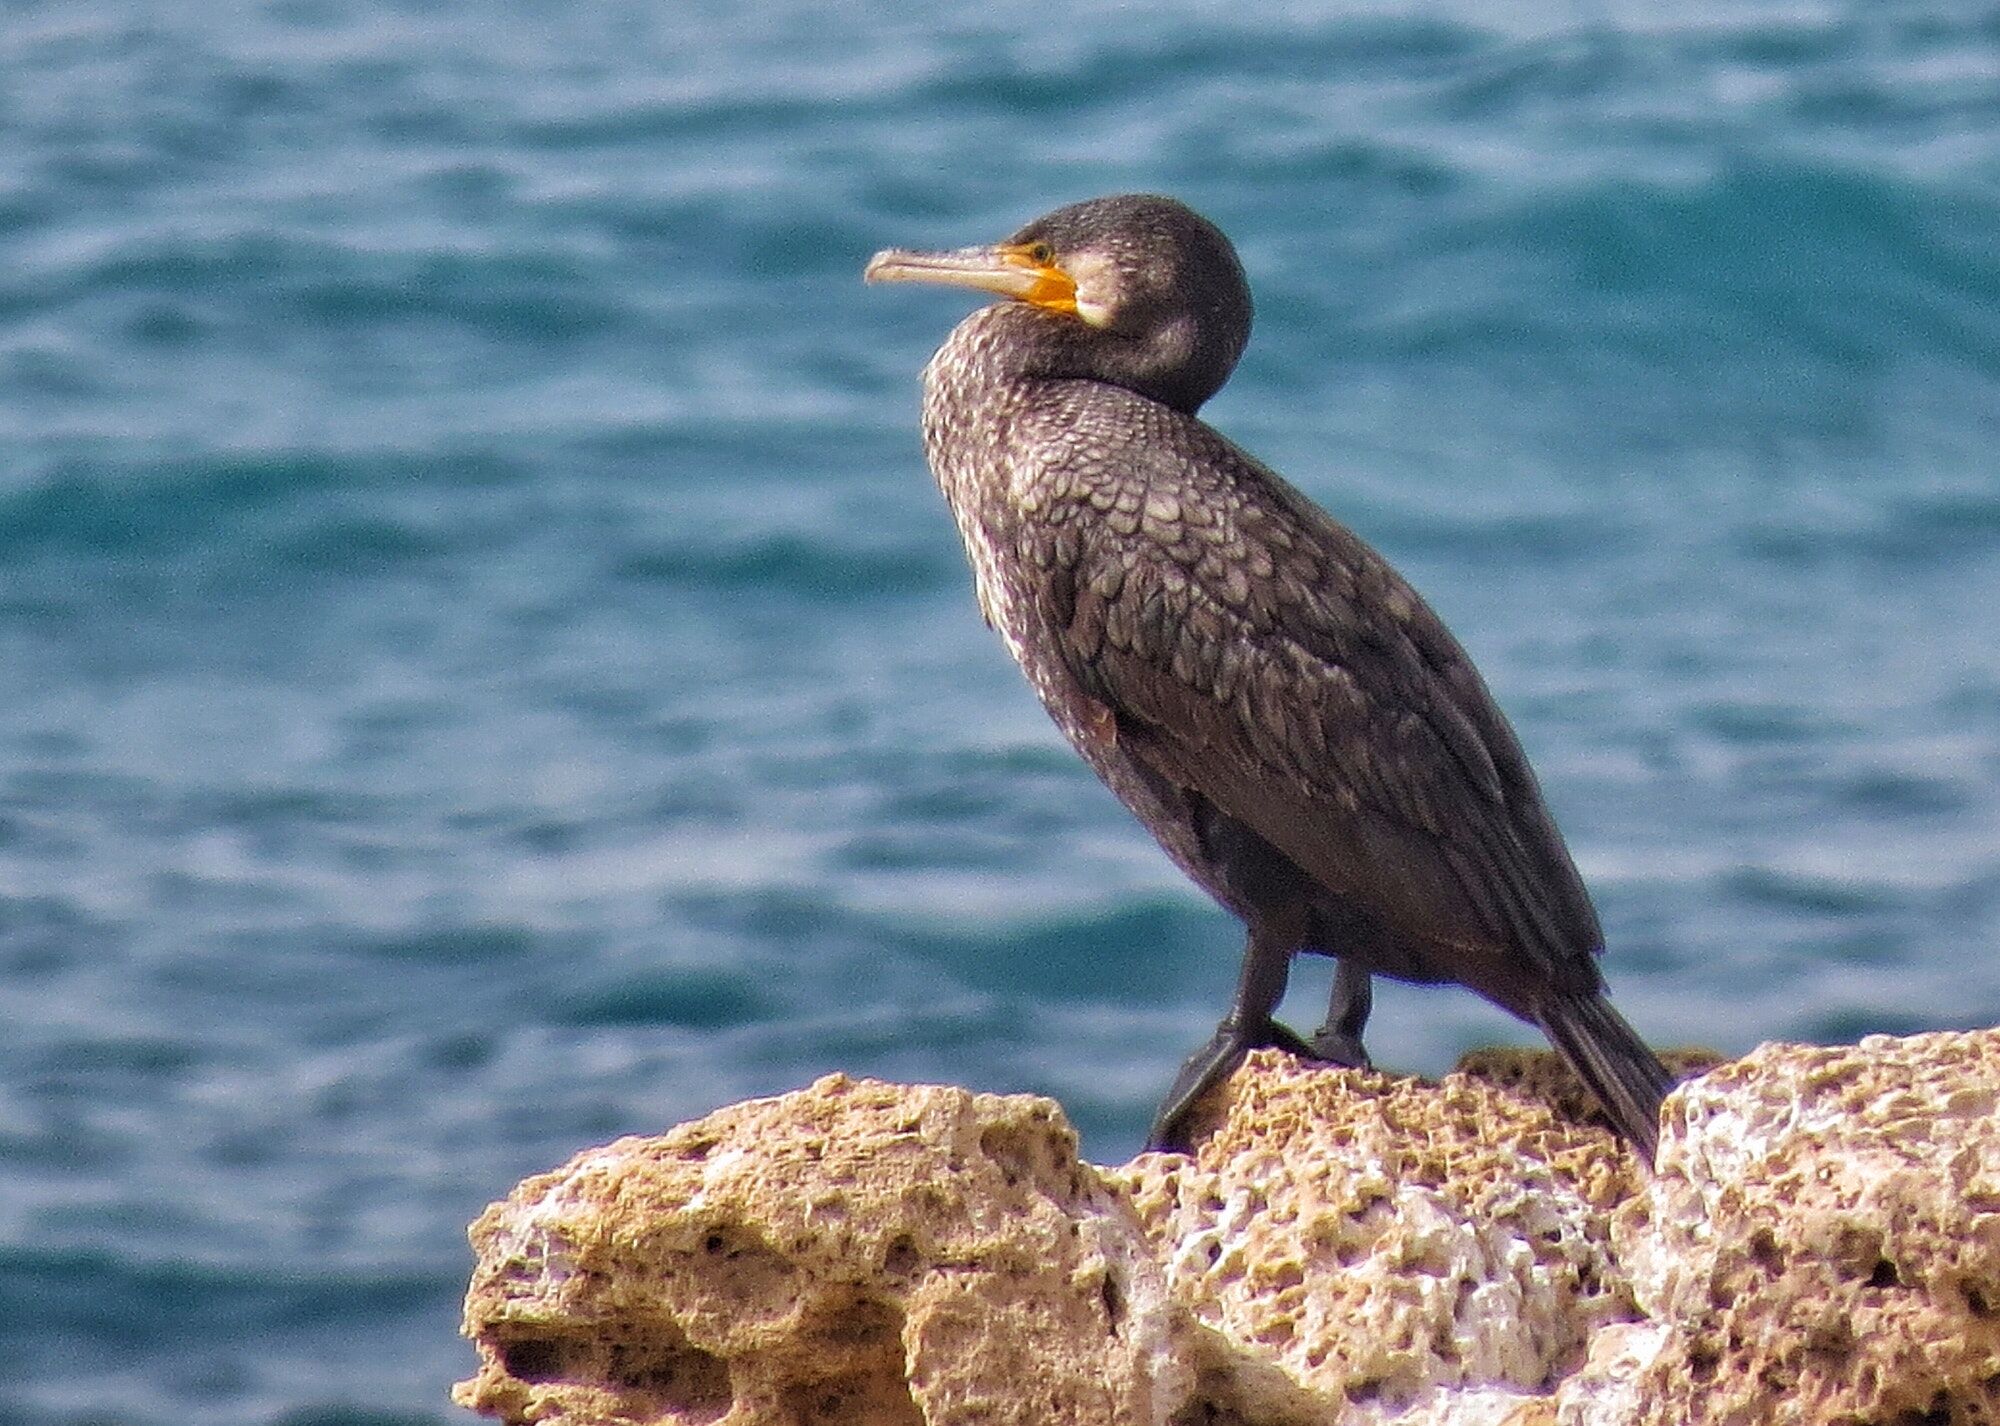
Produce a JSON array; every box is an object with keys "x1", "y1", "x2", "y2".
[{"x1": 5, "y1": 1, "x2": 2000, "y2": 1419}]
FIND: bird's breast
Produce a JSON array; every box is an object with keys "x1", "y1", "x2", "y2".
[{"x1": 917, "y1": 356, "x2": 1125, "y2": 756}]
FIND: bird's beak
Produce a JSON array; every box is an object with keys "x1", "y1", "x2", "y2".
[{"x1": 864, "y1": 244, "x2": 1078, "y2": 316}]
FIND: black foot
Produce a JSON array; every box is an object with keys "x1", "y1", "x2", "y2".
[
  {"x1": 1144, "y1": 1016, "x2": 1311, "y2": 1153},
  {"x1": 1304, "y1": 1023, "x2": 1372, "y2": 1068},
  {"x1": 1308, "y1": 960, "x2": 1373, "y2": 1068}
]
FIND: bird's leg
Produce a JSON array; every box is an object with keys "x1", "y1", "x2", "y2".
[
  {"x1": 1306, "y1": 959, "x2": 1373, "y2": 1068},
  {"x1": 1145, "y1": 915, "x2": 1308, "y2": 1152}
]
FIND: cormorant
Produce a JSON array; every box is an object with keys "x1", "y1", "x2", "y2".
[{"x1": 865, "y1": 194, "x2": 1673, "y2": 1159}]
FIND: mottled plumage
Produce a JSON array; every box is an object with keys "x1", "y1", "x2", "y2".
[{"x1": 868, "y1": 195, "x2": 1672, "y2": 1157}]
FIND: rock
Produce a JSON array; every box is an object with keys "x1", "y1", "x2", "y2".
[
  {"x1": 454, "y1": 1031, "x2": 2000, "y2": 1425},
  {"x1": 451, "y1": 1076, "x2": 1198, "y2": 1426},
  {"x1": 1114, "y1": 1053, "x2": 1647, "y2": 1424},
  {"x1": 1560, "y1": 1030, "x2": 2000, "y2": 1426}
]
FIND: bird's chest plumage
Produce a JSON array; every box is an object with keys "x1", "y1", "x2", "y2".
[
  {"x1": 915, "y1": 309, "x2": 1230, "y2": 774},
  {"x1": 917, "y1": 325, "x2": 1076, "y2": 704},
  {"x1": 913, "y1": 318, "x2": 1263, "y2": 918}
]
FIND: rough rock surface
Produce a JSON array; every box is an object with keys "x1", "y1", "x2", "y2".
[
  {"x1": 1115, "y1": 1054, "x2": 1648, "y2": 1425},
  {"x1": 1568, "y1": 1030, "x2": 2000, "y2": 1426},
  {"x1": 453, "y1": 1076, "x2": 1200, "y2": 1426},
  {"x1": 456, "y1": 1032, "x2": 2000, "y2": 1426}
]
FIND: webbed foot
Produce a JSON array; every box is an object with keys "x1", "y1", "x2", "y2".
[{"x1": 1144, "y1": 1014, "x2": 1313, "y2": 1152}]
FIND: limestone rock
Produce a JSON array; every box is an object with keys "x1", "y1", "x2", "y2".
[
  {"x1": 453, "y1": 1075, "x2": 1197, "y2": 1426},
  {"x1": 1560, "y1": 1030, "x2": 2000, "y2": 1426},
  {"x1": 1449, "y1": 1047, "x2": 1726, "y2": 1139},
  {"x1": 454, "y1": 1031, "x2": 2000, "y2": 1426},
  {"x1": 1115, "y1": 1051, "x2": 1649, "y2": 1426}
]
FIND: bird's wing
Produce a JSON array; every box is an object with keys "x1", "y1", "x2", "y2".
[{"x1": 1011, "y1": 389, "x2": 1602, "y2": 991}]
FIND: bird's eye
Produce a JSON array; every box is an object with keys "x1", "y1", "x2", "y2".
[{"x1": 1025, "y1": 242, "x2": 1055, "y2": 265}]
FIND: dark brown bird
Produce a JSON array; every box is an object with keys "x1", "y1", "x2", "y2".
[{"x1": 865, "y1": 194, "x2": 1672, "y2": 1158}]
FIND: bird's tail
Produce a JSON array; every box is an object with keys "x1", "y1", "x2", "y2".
[{"x1": 1534, "y1": 992, "x2": 1674, "y2": 1163}]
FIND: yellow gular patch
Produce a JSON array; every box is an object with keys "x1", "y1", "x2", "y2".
[{"x1": 1000, "y1": 245, "x2": 1079, "y2": 315}]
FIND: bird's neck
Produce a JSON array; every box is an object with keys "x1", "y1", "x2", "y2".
[
  {"x1": 917, "y1": 309, "x2": 1033, "y2": 524},
  {"x1": 923, "y1": 303, "x2": 1077, "y2": 395},
  {"x1": 923, "y1": 302, "x2": 1220, "y2": 417}
]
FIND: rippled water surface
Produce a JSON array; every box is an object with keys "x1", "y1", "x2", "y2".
[{"x1": 5, "y1": 1, "x2": 2000, "y2": 1420}]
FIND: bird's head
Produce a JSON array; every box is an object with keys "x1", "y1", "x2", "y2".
[{"x1": 866, "y1": 194, "x2": 1253, "y2": 414}]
